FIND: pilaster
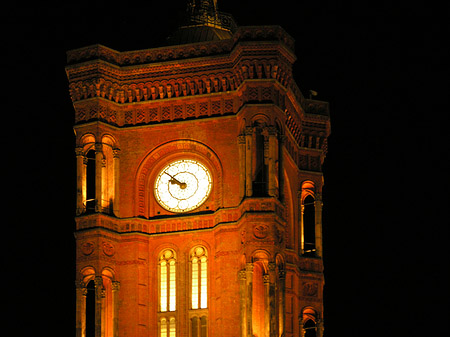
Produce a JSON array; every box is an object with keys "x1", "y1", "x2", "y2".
[
  {"x1": 75, "y1": 280, "x2": 87, "y2": 337},
  {"x1": 75, "y1": 147, "x2": 85, "y2": 215},
  {"x1": 314, "y1": 194, "x2": 323, "y2": 258}
]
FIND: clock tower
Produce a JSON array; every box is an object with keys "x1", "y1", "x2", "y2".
[{"x1": 66, "y1": 1, "x2": 330, "y2": 337}]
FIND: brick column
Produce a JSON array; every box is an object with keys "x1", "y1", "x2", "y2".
[
  {"x1": 238, "y1": 135, "x2": 246, "y2": 200},
  {"x1": 113, "y1": 149, "x2": 120, "y2": 217},
  {"x1": 75, "y1": 281, "x2": 86, "y2": 337},
  {"x1": 238, "y1": 270, "x2": 247, "y2": 337},
  {"x1": 267, "y1": 126, "x2": 279, "y2": 197},
  {"x1": 263, "y1": 274, "x2": 270, "y2": 337},
  {"x1": 112, "y1": 281, "x2": 120, "y2": 337},
  {"x1": 278, "y1": 269, "x2": 286, "y2": 337},
  {"x1": 317, "y1": 319, "x2": 324, "y2": 337},
  {"x1": 245, "y1": 127, "x2": 253, "y2": 197},
  {"x1": 299, "y1": 191, "x2": 305, "y2": 255},
  {"x1": 94, "y1": 143, "x2": 103, "y2": 212},
  {"x1": 315, "y1": 194, "x2": 323, "y2": 258},
  {"x1": 75, "y1": 147, "x2": 85, "y2": 215},
  {"x1": 94, "y1": 276, "x2": 104, "y2": 337},
  {"x1": 245, "y1": 263, "x2": 254, "y2": 337}
]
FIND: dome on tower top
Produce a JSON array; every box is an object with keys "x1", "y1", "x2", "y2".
[{"x1": 166, "y1": 0, "x2": 237, "y2": 45}]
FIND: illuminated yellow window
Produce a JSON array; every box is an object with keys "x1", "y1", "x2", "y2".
[
  {"x1": 160, "y1": 317, "x2": 176, "y2": 337},
  {"x1": 159, "y1": 249, "x2": 176, "y2": 312},
  {"x1": 169, "y1": 317, "x2": 176, "y2": 337},
  {"x1": 161, "y1": 318, "x2": 167, "y2": 337},
  {"x1": 191, "y1": 247, "x2": 208, "y2": 309}
]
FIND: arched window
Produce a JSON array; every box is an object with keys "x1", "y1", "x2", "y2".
[
  {"x1": 85, "y1": 279, "x2": 96, "y2": 337},
  {"x1": 304, "y1": 319, "x2": 317, "y2": 337},
  {"x1": 302, "y1": 307, "x2": 318, "y2": 337},
  {"x1": 159, "y1": 249, "x2": 176, "y2": 312},
  {"x1": 303, "y1": 195, "x2": 316, "y2": 256},
  {"x1": 190, "y1": 316, "x2": 207, "y2": 337},
  {"x1": 85, "y1": 149, "x2": 96, "y2": 212},
  {"x1": 191, "y1": 246, "x2": 208, "y2": 309},
  {"x1": 252, "y1": 262, "x2": 266, "y2": 336},
  {"x1": 160, "y1": 317, "x2": 176, "y2": 337},
  {"x1": 252, "y1": 121, "x2": 268, "y2": 196}
]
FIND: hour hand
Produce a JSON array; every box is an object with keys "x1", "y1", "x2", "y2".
[{"x1": 164, "y1": 171, "x2": 187, "y2": 189}]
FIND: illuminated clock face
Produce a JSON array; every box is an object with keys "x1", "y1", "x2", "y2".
[{"x1": 154, "y1": 159, "x2": 212, "y2": 213}]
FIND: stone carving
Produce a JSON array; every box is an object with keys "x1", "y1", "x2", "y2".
[
  {"x1": 80, "y1": 241, "x2": 94, "y2": 255},
  {"x1": 102, "y1": 242, "x2": 115, "y2": 257},
  {"x1": 253, "y1": 224, "x2": 269, "y2": 239},
  {"x1": 302, "y1": 282, "x2": 318, "y2": 297}
]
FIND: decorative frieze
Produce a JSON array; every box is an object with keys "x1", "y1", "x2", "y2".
[
  {"x1": 75, "y1": 197, "x2": 285, "y2": 235},
  {"x1": 66, "y1": 26, "x2": 295, "y2": 66}
]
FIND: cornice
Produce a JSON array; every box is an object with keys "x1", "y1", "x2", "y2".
[{"x1": 66, "y1": 25, "x2": 294, "y2": 68}]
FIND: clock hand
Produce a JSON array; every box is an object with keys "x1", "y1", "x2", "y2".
[{"x1": 164, "y1": 171, "x2": 187, "y2": 189}]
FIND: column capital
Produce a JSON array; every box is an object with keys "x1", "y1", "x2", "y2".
[
  {"x1": 238, "y1": 134, "x2": 246, "y2": 144},
  {"x1": 268, "y1": 262, "x2": 276, "y2": 272},
  {"x1": 75, "y1": 280, "x2": 85, "y2": 289},
  {"x1": 113, "y1": 148, "x2": 121, "y2": 158},
  {"x1": 75, "y1": 147, "x2": 84, "y2": 157},
  {"x1": 244, "y1": 126, "x2": 253, "y2": 136},
  {"x1": 94, "y1": 142, "x2": 103, "y2": 152},
  {"x1": 112, "y1": 281, "x2": 121, "y2": 291},
  {"x1": 238, "y1": 270, "x2": 247, "y2": 281}
]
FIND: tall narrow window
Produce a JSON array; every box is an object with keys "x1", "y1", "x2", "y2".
[
  {"x1": 303, "y1": 195, "x2": 316, "y2": 256},
  {"x1": 252, "y1": 122, "x2": 268, "y2": 196},
  {"x1": 159, "y1": 249, "x2": 176, "y2": 312},
  {"x1": 191, "y1": 247, "x2": 208, "y2": 309},
  {"x1": 160, "y1": 317, "x2": 176, "y2": 337},
  {"x1": 302, "y1": 307, "x2": 318, "y2": 337},
  {"x1": 169, "y1": 317, "x2": 176, "y2": 337},
  {"x1": 85, "y1": 149, "x2": 96, "y2": 212},
  {"x1": 86, "y1": 280, "x2": 96, "y2": 337},
  {"x1": 191, "y1": 316, "x2": 207, "y2": 337},
  {"x1": 304, "y1": 319, "x2": 317, "y2": 337}
]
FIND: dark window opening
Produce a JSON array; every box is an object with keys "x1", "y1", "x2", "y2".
[
  {"x1": 303, "y1": 195, "x2": 316, "y2": 256},
  {"x1": 191, "y1": 317, "x2": 198, "y2": 337},
  {"x1": 86, "y1": 280, "x2": 96, "y2": 337},
  {"x1": 191, "y1": 316, "x2": 207, "y2": 337},
  {"x1": 200, "y1": 316, "x2": 207, "y2": 337},
  {"x1": 252, "y1": 127, "x2": 268, "y2": 197},
  {"x1": 304, "y1": 319, "x2": 317, "y2": 337},
  {"x1": 86, "y1": 150, "x2": 96, "y2": 213}
]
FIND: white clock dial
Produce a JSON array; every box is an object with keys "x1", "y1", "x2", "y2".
[{"x1": 154, "y1": 159, "x2": 212, "y2": 213}]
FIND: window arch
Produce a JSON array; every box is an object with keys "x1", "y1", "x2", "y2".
[
  {"x1": 190, "y1": 246, "x2": 208, "y2": 309},
  {"x1": 159, "y1": 249, "x2": 177, "y2": 312},
  {"x1": 303, "y1": 195, "x2": 316, "y2": 256},
  {"x1": 85, "y1": 279, "x2": 96, "y2": 337},
  {"x1": 85, "y1": 149, "x2": 96, "y2": 213},
  {"x1": 301, "y1": 307, "x2": 319, "y2": 337},
  {"x1": 76, "y1": 133, "x2": 119, "y2": 216},
  {"x1": 301, "y1": 181, "x2": 317, "y2": 256},
  {"x1": 190, "y1": 315, "x2": 207, "y2": 337}
]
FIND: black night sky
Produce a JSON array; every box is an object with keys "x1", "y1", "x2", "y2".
[{"x1": 4, "y1": 1, "x2": 448, "y2": 336}]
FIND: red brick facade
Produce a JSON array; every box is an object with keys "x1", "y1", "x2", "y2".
[{"x1": 67, "y1": 19, "x2": 330, "y2": 337}]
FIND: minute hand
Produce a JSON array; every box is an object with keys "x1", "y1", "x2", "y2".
[{"x1": 164, "y1": 171, "x2": 187, "y2": 189}]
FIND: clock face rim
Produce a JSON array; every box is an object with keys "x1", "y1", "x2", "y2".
[{"x1": 154, "y1": 158, "x2": 212, "y2": 213}]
